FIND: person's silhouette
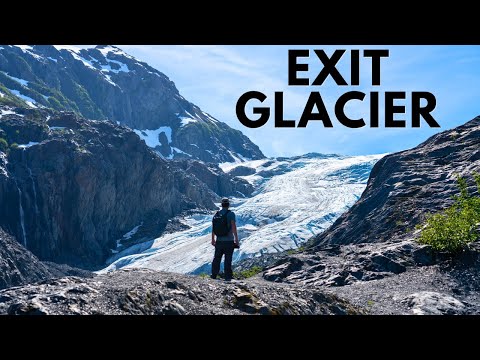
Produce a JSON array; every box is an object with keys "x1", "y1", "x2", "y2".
[{"x1": 211, "y1": 197, "x2": 239, "y2": 281}]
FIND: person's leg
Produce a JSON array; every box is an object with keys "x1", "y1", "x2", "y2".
[
  {"x1": 211, "y1": 244, "x2": 223, "y2": 279},
  {"x1": 224, "y1": 243, "x2": 235, "y2": 280}
]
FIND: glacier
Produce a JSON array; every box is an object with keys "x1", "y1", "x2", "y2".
[{"x1": 100, "y1": 153, "x2": 385, "y2": 275}]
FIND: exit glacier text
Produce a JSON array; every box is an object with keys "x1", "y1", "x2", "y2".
[{"x1": 236, "y1": 49, "x2": 440, "y2": 129}]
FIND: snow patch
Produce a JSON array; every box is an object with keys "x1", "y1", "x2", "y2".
[
  {"x1": 97, "y1": 46, "x2": 136, "y2": 60},
  {"x1": 180, "y1": 116, "x2": 197, "y2": 127},
  {"x1": 8, "y1": 89, "x2": 37, "y2": 108},
  {"x1": 202, "y1": 111, "x2": 218, "y2": 122},
  {"x1": 0, "y1": 91, "x2": 4, "y2": 98},
  {"x1": 47, "y1": 57, "x2": 58, "y2": 63},
  {"x1": 103, "y1": 74, "x2": 118, "y2": 87},
  {"x1": 172, "y1": 147, "x2": 192, "y2": 157},
  {"x1": 53, "y1": 45, "x2": 82, "y2": 53},
  {"x1": 123, "y1": 224, "x2": 142, "y2": 240},
  {"x1": 0, "y1": 108, "x2": 23, "y2": 118},
  {"x1": 15, "y1": 45, "x2": 33, "y2": 52},
  {"x1": 134, "y1": 126, "x2": 172, "y2": 148},
  {"x1": 100, "y1": 59, "x2": 130, "y2": 74},
  {"x1": 13, "y1": 45, "x2": 42, "y2": 60},
  {"x1": 18, "y1": 142, "x2": 39, "y2": 149},
  {"x1": 68, "y1": 51, "x2": 96, "y2": 69},
  {"x1": 3, "y1": 72, "x2": 29, "y2": 86}
]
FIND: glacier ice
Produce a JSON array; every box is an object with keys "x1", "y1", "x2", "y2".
[{"x1": 99, "y1": 153, "x2": 385, "y2": 275}]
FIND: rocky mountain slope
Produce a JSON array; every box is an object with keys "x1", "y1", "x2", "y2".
[
  {"x1": 0, "y1": 106, "x2": 251, "y2": 268},
  {"x1": 0, "y1": 269, "x2": 359, "y2": 315},
  {"x1": 0, "y1": 227, "x2": 92, "y2": 290},
  {"x1": 311, "y1": 116, "x2": 480, "y2": 248},
  {"x1": 0, "y1": 227, "x2": 53, "y2": 290},
  {"x1": 256, "y1": 116, "x2": 480, "y2": 314},
  {"x1": 0, "y1": 45, "x2": 264, "y2": 163}
]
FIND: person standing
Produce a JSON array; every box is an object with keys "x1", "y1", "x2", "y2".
[{"x1": 211, "y1": 197, "x2": 239, "y2": 281}]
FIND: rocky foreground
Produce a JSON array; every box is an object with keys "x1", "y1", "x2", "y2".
[
  {"x1": 0, "y1": 270, "x2": 359, "y2": 315},
  {"x1": 236, "y1": 116, "x2": 480, "y2": 315}
]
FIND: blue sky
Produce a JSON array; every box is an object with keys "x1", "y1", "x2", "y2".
[{"x1": 117, "y1": 45, "x2": 480, "y2": 157}]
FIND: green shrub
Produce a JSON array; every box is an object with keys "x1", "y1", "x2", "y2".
[
  {"x1": 0, "y1": 138, "x2": 8, "y2": 153},
  {"x1": 10, "y1": 142, "x2": 18, "y2": 150},
  {"x1": 417, "y1": 173, "x2": 480, "y2": 252},
  {"x1": 233, "y1": 266, "x2": 263, "y2": 279}
]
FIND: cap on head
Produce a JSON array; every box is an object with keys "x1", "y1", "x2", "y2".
[{"x1": 221, "y1": 197, "x2": 230, "y2": 207}]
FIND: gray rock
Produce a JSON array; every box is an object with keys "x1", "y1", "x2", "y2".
[
  {"x1": 0, "y1": 270, "x2": 361, "y2": 315},
  {"x1": 310, "y1": 116, "x2": 480, "y2": 248},
  {"x1": 412, "y1": 245, "x2": 435, "y2": 266},
  {"x1": 403, "y1": 291, "x2": 466, "y2": 315},
  {"x1": 0, "y1": 109, "x2": 218, "y2": 268},
  {"x1": 227, "y1": 166, "x2": 256, "y2": 177},
  {"x1": 0, "y1": 228, "x2": 52, "y2": 290},
  {"x1": 263, "y1": 257, "x2": 303, "y2": 282}
]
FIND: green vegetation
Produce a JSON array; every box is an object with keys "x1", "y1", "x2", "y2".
[
  {"x1": 417, "y1": 173, "x2": 480, "y2": 252},
  {"x1": 0, "y1": 83, "x2": 28, "y2": 107},
  {"x1": 0, "y1": 138, "x2": 8, "y2": 153},
  {"x1": 233, "y1": 266, "x2": 263, "y2": 279},
  {"x1": 286, "y1": 245, "x2": 305, "y2": 255},
  {"x1": 198, "y1": 266, "x2": 263, "y2": 280}
]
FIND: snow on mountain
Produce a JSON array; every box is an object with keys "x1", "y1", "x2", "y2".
[
  {"x1": 0, "y1": 45, "x2": 264, "y2": 163},
  {"x1": 100, "y1": 153, "x2": 385, "y2": 274}
]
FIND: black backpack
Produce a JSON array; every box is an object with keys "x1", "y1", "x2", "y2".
[{"x1": 212, "y1": 210, "x2": 231, "y2": 236}]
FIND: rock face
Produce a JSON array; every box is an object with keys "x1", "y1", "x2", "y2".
[
  {"x1": 0, "y1": 227, "x2": 53, "y2": 290},
  {"x1": 0, "y1": 45, "x2": 264, "y2": 163},
  {"x1": 256, "y1": 116, "x2": 480, "y2": 314},
  {"x1": 0, "y1": 227, "x2": 91, "y2": 290},
  {"x1": 0, "y1": 107, "x2": 217, "y2": 267},
  {"x1": 174, "y1": 159, "x2": 254, "y2": 198},
  {"x1": 311, "y1": 117, "x2": 480, "y2": 248},
  {"x1": 0, "y1": 269, "x2": 361, "y2": 315}
]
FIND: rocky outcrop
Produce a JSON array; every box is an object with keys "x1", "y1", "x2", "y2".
[
  {"x1": 0, "y1": 227, "x2": 91, "y2": 290},
  {"x1": 0, "y1": 269, "x2": 361, "y2": 315},
  {"x1": 311, "y1": 117, "x2": 480, "y2": 248},
  {"x1": 227, "y1": 165, "x2": 256, "y2": 177},
  {"x1": 174, "y1": 159, "x2": 254, "y2": 198},
  {"x1": 0, "y1": 227, "x2": 53, "y2": 290},
  {"x1": 0, "y1": 107, "x2": 217, "y2": 268},
  {"x1": 255, "y1": 116, "x2": 480, "y2": 314},
  {"x1": 0, "y1": 45, "x2": 264, "y2": 163}
]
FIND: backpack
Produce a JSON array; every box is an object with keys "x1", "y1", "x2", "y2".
[{"x1": 212, "y1": 210, "x2": 231, "y2": 236}]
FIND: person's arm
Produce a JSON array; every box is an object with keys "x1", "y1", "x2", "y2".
[
  {"x1": 231, "y1": 220, "x2": 239, "y2": 246},
  {"x1": 211, "y1": 227, "x2": 216, "y2": 246}
]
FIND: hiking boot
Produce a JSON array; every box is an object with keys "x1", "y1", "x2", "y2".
[{"x1": 210, "y1": 275, "x2": 217, "y2": 280}]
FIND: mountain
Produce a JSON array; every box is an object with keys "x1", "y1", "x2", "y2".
[
  {"x1": 257, "y1": 117, "x2": 480, "y2": 314},
  {"x1": 0, "y1": 106, "x2": 223, "y2": 268},
  {"x1": 101, "y1": 153, "x2": 383, "y2": 274},
  {"x1": 0, "y1": 45, "x2": 264, "y2": 163}
]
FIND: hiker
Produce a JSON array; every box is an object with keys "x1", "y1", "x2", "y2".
[{"x1": 211, "y1": 197, "x2": 239, "y2": 281}]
